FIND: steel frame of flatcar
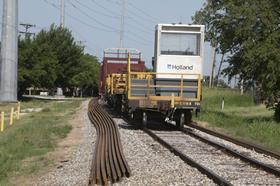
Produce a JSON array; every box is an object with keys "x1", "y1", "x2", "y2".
[{"x1": 104, "y1": 53, "x2": 202, "y2": 128}]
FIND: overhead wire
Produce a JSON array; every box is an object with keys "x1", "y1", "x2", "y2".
[
  {"x1": 89, "y1": 0, "x2": 121, "y2": 17},
  {"x1": 112, "y1": 0, "x2": 157, "y2": 27},
  {"x1": 87, "y1": 0, "x2": 153, "y2": 42},
  {"x1": 101, "y1": 0, "x2": 154, "y2": 35},
  {"x1": 43, "y1": 0, "x2": 151, "y2": 48},
  {"x1": 43, "y1": 0, "x2": 117, "y2": 33},
  {"x1": 87, "y1": 0, "x2": 153, "y2": 35},
  {"x1": 72, "y1": 0, "x2": 120, "y2": 20},
  {"x1": 126, "y1": 1, "x2": 161, "y2": 23},
  {"x1": 70, "y1": 27, "x2": 102, "y2": 55},
  {"x1": 67, "y1": 0, "x2": 119, "y2": 32},
  {"x1": 73, "y1": 0, "x2": 149, "y2": 35},
  {"x1": 72, "y1": 0, "x2": 151, "y2": 45}
]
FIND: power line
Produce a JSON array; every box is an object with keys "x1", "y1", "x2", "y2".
[
  {"x1": 67, "y1": 0, "x2": 119, "y2": 32},
  {"x1": 119, "y1": 0, "x2": 125, "y2": 48},
  {"x1": 89, "y1": 0, "x2": 121, "y2": 17},
  {"x1": 69, "y1": 0, "x2": 151, "y2": 45},
  {"x1": 0, "y1": 20, "x2": 47, "y2": 33},
  {"x1": 113, "y1": 0, "x2": 157, "y2": 26},
  {"x1": 127, "y1": 1, "x2": 160, "y2": 23},
  {"x1": 125, "y1": 16, "x2": 153, "y2": 35},
  {"x1": 89, "y1": 0, "x2": 153, "y2": 35},
  {"x1": 43, "y1": 0, "x2": 150, "y2": 48},
  {"x1": 71, "y1": 28, "x2": 99, "y2": 55},
  {"x1": 43, "y1": 0, "x2": 117, "y2": 33},
  {"x1": 19, "y1": 23, "x2": 36, "y2": 38},
  {"x1": 125, "y1": 29, "x2": 152, "y2": 44},
  {"x1": 102, "y1": 0, "x2": 154, "y2": 34},
  {"x1": 73, "y1": 0, "x2": 120, "y2": 20},
  {"x1": 125, "y1": 34, "x2": 150, "y2": 46}
]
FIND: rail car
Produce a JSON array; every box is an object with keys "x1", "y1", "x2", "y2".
[
  {"x1": 99, "y1": 24, "x2": 205, "y2": 129},
  {"x1": 99, "y1": 48, "x2": 146, "y2": 111}
]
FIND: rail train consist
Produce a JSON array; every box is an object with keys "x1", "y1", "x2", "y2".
[{"x1": 99, "y1": 24, "x2": 205, "y2": 128}]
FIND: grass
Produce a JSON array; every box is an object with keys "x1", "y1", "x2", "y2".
[
  {"x1": 0, "y1": 100, "x2": 81, "y2": 185},
  {"x1": 196, "y1": 87, "x2": 280, "y2": 152},
  {"x1": 0, "y1": 103, "x2": 19, "y2": 113}
]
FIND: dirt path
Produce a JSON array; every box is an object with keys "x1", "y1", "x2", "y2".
[{"x1": 11, "y1": 100, "x2": 95, "y2": 186}]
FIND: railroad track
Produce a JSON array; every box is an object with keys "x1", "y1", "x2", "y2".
[
  {"x1": 187, "y1": 122, "x2": 280, "y2": 160},
  {"x1": 88, "y1": 99, "x2": 130, "y2": 185},
  {"x1": 142, "y1": 122, "x2": 280, "y2": 185}
]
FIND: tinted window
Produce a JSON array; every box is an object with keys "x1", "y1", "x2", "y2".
[{"x1": 160, "y1": 33, "x2": 200, "y2": 56}]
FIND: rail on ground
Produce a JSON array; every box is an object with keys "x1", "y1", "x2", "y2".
[
  {"x1": 88, "y1": 99, "x2": 130, "y2": 185},
  {"x1": 188, "y1": 122, "x2": 280, "y2": 159}
]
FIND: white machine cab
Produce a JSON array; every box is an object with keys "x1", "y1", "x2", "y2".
[{"x1": 153, "y1": 24, "x2": 205, "y2": 79}]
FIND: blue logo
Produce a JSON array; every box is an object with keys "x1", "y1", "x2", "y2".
[{"x1": 167, "y1": 64, "x2": 193, "y2": 71}]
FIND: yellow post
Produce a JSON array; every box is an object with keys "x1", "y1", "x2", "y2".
[
  {"x1": 171, "y1": 93, "x2": 175, "y2": 108},
  {"x1": 197, "y1": 75, "x2": 202, "y2": 101},
  {"x1": 180, "y1": 74, "x2": 183, "y2": 97},
  {"x1": 110, "y1": 74, "x2": 114, "y2": 95},
  {"x1": 10, "y1": 107, "x2": 14, "y2": 125},
  {"x1": 1, "y1": 112, "x2": 4, "y2": 132},
  {"x1": 127, "y1": 53, "x2": 131, "y2": 98},
  {"x1": 17, "y1": 102, "x2": 20, "y2": 120}
]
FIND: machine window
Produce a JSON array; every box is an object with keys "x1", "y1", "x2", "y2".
[{"x1": 160, "y1": 33, "x2": 200, "y2": 56}]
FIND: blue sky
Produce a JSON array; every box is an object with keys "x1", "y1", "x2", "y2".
[{"x1": 0, "y1": 0, "x2": 224, "y2": 76}]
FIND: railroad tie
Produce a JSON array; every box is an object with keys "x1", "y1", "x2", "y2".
[{"x1": 88, "y1": 99, "x2": 131, "y2": 185}]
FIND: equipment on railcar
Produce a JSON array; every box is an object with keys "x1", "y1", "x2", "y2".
[
  {"x1": 99, "y1": 48, "x2": 145, "y2": 112},
  {"x1": 99, "y1": 24, "x2": 205, "y2": 129}
]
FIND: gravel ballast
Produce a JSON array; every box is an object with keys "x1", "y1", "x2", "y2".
[
  {"x1": 35, "y1": 101, "x2": 215, "y2": 186},
  {"x1": 34, "y1": 100, "x2": 280, "y2": 185},
  {"x1": 154, "y1": 130, "x2": 280, "y2": 185},
  {"x1": 187, "y1": 125, "x2": 280, "y2": 171},
  {"x1": 35, "y1": 100, "x2": 95, "y2": 186},
  {"x1": 113, "y1": 117, "x2": 216, "y2": 186}
]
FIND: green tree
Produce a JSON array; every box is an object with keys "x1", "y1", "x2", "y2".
[
  {"x1": 70, "y1": 53, "x2": 100, "y2": 96},
  {"x1": 35, "y1": 25, "x2": 84, "y2": 90},
  {"x1": 18, "y1": 25, "x2": 100, "y2": 97},
  {"x1": 18, "y1": 37, "x2": 58, "y2": 96},
  {"x1": 193, "y1": 0, "x2": 280, "y2": 121}
]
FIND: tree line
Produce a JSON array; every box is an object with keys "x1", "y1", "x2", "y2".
[
  {"x1": 18, "y1": 24, "x2": 99, "y2": 97},
  {"x1": 193, "y1": 0, "x2": 280, "y2": 121}
]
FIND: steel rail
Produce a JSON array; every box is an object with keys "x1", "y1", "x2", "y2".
[
  {"x1": 88, "y1": 99, "x2": 130, "y2": 185},
  {"x1": 187, "y1": 123, "x2": 280, "y2": 160},
  {"x1": 181, "y1": 128, "x2": 280, "y2": 177},
  {"x1": 138, "y1": 120, "x2": 280, "y2": 185},
  {"x1": 142, "y1": 128, "x2": 233, "y2": 186}
]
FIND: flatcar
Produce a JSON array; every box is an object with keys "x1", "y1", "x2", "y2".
[
  {"x1": 99, "y1": 48, "x2": 145, "y2": 111},
  {"x1": 99, "y1": 24, "x2": 205, "y2": 129}
]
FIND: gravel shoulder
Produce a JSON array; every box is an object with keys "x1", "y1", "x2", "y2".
[
  {"x1": 32, "y1": 100, "x2": 95, "y2": 186},
  {"x1": 112, "y1": 116, "x2": 216, "y2": 186},
  {"x1": 189, "y1": 124, "x2": 280, "y2": 171},
  {"x1": 15, "y1": 100, "x2": 279, "y2": 186}
]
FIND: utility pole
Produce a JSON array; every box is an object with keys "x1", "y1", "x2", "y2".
[
  {"x1": 209, "y1": 46, "x2": 216, "y2": 88},
  {"x1": 0, "y1": 0, "x2": 18, "y2": 102},
  {"x1": 60, "y1": 0, "x2": 65, "y2": 27},
  {"x1": 19, "y1": 23, "x2": 35, "y2": 38},
  {"x1": 119, "y1": 0, "x2": 125, "y2": 48},
  {"x1": 240, "y1": 79, "x2": 244, "y2": 95},
  {"x1": 216, "y1": 53, "x2": 225, "y2": 86}
]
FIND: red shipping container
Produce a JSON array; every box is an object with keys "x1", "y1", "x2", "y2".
[{"x1": 99, "y1": 49, "x2": 146, "y2": 95}]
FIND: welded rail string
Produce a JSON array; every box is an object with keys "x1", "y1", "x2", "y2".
[{"x1": 88, "y1": 99, "x2": 130, "y2": 185}]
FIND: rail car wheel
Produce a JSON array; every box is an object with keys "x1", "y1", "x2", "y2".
[
  {"x1": 114, "y1": 95, "x2": 123, "y2": 114},
  {"x1": 185, "y1": 110, "x2": 192, "y2": 124},
  {"x1": 142, "y1": 112, "x2": 147, "y2": 128},
  {"x1": 176, "y1": 112, "x2": 185, "y2": 129}
]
